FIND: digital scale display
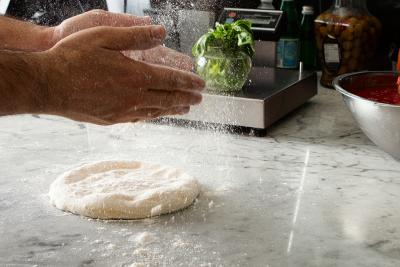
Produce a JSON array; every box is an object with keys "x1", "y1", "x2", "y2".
[{"x1": 220, "y1": 8, "x2": 283, "y2": 33}]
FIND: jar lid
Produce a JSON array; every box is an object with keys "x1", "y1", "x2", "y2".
[{"x1": 302, "y1": 6, "x2": 314, "y2": 15}]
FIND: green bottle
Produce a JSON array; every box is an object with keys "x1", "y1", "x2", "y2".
[
  {"x1": 277, "y1": 0, "x2": 300, "y2": 69},
  {"x1": 300, "y1": 6, "x2": 316, "y2": 69}
]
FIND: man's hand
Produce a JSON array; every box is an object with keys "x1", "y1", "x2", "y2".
[
  {"x1": 51, "y1": 9, "x2": 152, "y2": 45},
  {"x1": 0, "y1": 10, "x2": 205, "y2": 125},
  {"x1": 0, "y1": 10, "x2": 152, "y2": 52},
  {"x1": 35, "y1": 25, "x2": 204, "y2": 125},
  {"x1": 53, "y1": 10, "x2": 194, "y2": 72}
]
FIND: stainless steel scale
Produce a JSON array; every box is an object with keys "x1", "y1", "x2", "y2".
[
  {"x1": 173, "y1": 68, "x2": 316, "y2": 130},
  {"x1": 148, "y1": 6, "x2": 318, "y2": 135}
]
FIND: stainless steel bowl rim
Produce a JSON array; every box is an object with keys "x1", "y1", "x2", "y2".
[{"x1": 333, "y1": 71, "x2": 400, "y2": 108}]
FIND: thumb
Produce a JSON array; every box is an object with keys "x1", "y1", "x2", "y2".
[{"x1": 81, "y1": 25, "x2": 166, "y2": 51}]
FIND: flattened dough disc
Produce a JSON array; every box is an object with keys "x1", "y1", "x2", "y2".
[{"x1": 49, "y1": 161, "x2": 200, "y2": 219}]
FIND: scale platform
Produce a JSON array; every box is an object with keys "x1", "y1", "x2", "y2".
[{"x1": 162, "y1": 67, "x2": 317, "y2": 135}]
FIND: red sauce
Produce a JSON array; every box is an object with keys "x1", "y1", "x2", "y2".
[
  {"x1": 352, "y1": 86, "x2": 400, "y2": 105},
  {"x1": 344, "y1": 74, "x2": 400, "y2": 105}
]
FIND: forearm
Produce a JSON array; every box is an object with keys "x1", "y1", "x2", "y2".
[
  {"x1": 0, "y1": 16, "x2": 55, "y2": 51},
  {"x1": 0, "y1": 50, "x2": 46, "y2": 115}
]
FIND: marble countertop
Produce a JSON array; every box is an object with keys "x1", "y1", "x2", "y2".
[{"x1": 1, "y1": 85, "x2": 400, "y2": 267}]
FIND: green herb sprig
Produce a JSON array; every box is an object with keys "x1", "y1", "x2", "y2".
[{"x1": 192, "y1": 20, "x2": 255, "y2": 58}]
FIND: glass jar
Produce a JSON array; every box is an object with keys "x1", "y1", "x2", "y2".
[
  {"x1": 315, "y1": 0, "x2": 382, "y2": 88},
  {"x1": 194, "y1": 47, "x2": 252, "y2": 93}
]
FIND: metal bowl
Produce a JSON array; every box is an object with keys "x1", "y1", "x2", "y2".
[{"x1": 333, "y1": 71, "x2": 400, "y2": 159}]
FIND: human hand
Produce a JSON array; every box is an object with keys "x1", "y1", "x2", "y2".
[
  {"x1": 51, "y1": 9, "x2": 152, "y2": 45},
  {"x1": 35, "y1": 25, "x2": 204, "y2": 125},
  {"x1": 53, "y1": 10, "x2": 194, "y2": 71},
  {"x1": 123, "y1": 46, "x2": 193, "y2": 72}
]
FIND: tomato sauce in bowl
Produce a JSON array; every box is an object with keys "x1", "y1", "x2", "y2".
[
  {"x1": 343, "y1": 73, "x2": 400, "y2": 105},
  {"x1": 351, "y1": 85, "x2": 400, "y2": 105}
]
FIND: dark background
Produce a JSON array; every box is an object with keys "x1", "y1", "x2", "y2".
[{"x1": 5, "y1": 0, "x2": 400, "y2": 69}]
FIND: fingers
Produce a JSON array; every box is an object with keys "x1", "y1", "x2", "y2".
[
  {"x1": 113, "y1": 106, "x2": 191, "y2": 123},
  {"x1": 133, "y1": 106, "x2": 191, "y2": 119},
  {"x1": 143, "y1": 90, "x2": 202, "y2": 109},
  {"x1": 72, "y1": 25, "x2": 167, "y2": 51},
  {"x1": 85, "y1": 10, "x2": 153, "y2": 27},
  {"x1": 65, "y1": 106, "x2": 190, "y2": 125},
  {"x1": 141, "y1": 46, "x2": 194, "y2": 71},
  {"x1": 55, "y1": 10, "x2": 153, "y2": 41},
  {"x1": 141, "y1": 106, "x2": 191, "y2": 119},
  {"x1": 123, "y1": 47, "x2": 193, "y2": 71},
  {"x1": 175, "y1": 106, "x2": 191, "y2": 115},
  {"x1": 102, "y1": 25, "x2": 166, "y2": 51},
  {"x1": 136, "y1": 62, "x2": 205, "y2": 92}
]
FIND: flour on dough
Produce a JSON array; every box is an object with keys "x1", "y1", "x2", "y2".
[{"x1": 49, "y1": 161, "x2": 200, "y2": 219}]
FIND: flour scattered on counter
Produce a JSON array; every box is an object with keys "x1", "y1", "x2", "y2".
[
  {"x1": 142, "y1": 218, "x2": 156, "y2": 225},
  {"x1": 133, "y1": 247, "x2": 150, "y2": 256},
  {"x1": 90, "y1": 239, "x2": 102, "y2": 245},
  {"x1": 172, "y1": 238, "x2": 190, "y2": 249},
  {"x1": 129, "y1": 232, "x2": 158, "y2": 247},
  {"x1": 120, "y1": 230, "x2": 133, "y2": 237},
  {"x1": 208, "y1": 200, "x2": 214, "y2": 209},
  {"x1": 212, "y1": 184, "x2": 236, "y2": 196},
  {"x1": 106, "y1": 243, "x2": 116, "y2": 250}
]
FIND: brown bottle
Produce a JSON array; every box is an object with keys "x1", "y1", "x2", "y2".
[{"x1": 315, "y1": 0, "x2": 381, "y2": 88}]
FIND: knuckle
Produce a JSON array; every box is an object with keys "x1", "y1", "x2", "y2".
[
  {"x1": 194, "y1": 93, "x2": 202, "y2": 104},
  {"x1": 89, "y1": 9, "x2": 106, "y2": 16},
  {"x1": 93, "y1": 25, "x2": 110, "y2": 33},
  {"x1": 173, "y1": 93, "x2": 186, "y2": 106},
  {"x1": 133, "y1": 27, "x2": 152, "y2": 45},
  {"x1": 165, "y1": 92, "x2": 175, "y2": 107},
  {"x1": 87, "y1": 10, "x2": 109, "y2": 26},
  {"x1": 138, "y1": 64, "x2": 154, "y2": 88},
  {"x1": 157, "y1": 92, "x2": 171, "y2": 108},
  {"x1": 182, "y1": 106, "x2": 191, "y2": 114},
  {"x1": 145, "y1": 26, "x2": 153, "y2": 40},
  {"x1": 167, "y1": 73, "x2": 179, "y2": 89}
]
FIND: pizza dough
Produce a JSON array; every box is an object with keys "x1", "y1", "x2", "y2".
[{"x1": 48, "y1": 161, "x2": 200, "y2": 219}]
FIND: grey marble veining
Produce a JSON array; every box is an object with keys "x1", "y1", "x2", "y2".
[{"x1": 1, "y1": 85, "x2": 400, "y2": 267}]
